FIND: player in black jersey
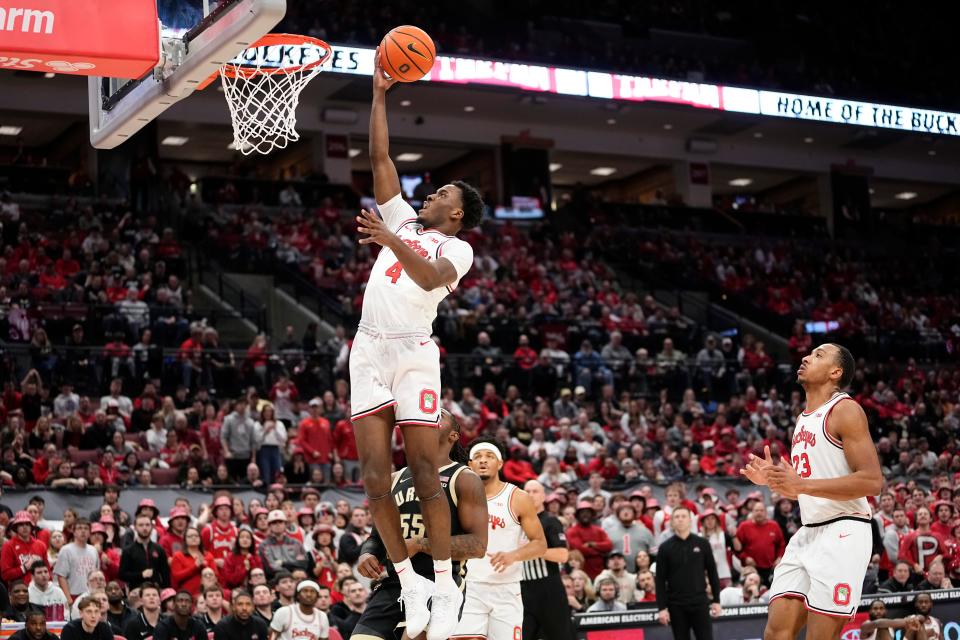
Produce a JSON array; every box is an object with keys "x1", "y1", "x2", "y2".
[{"x1": 352, "y1": 409, "x2": 488, "y2": 640}]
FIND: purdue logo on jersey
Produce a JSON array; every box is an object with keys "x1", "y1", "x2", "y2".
[{"x1": 419, "y1": 389, "x2": 438, "y2": 414}]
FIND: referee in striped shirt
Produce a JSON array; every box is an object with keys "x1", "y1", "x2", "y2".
[{"x1": 521, "y1": 481, "x2": 575, "y2": 640}]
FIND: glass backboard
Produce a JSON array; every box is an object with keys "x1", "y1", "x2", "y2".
[{"x1": 89, "y1": 0, "x2": 285, "y2": 149}]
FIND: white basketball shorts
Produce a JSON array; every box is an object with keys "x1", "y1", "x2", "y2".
[
  {"x1": 349, "y1": 328, "x2": 441, "y2": 428},
  {"x1": 452, "y1": 581, "x2": 523, "y2": 640},
  {"x1": 768, "y1": 517, "x2": 871, "y2": 618}
]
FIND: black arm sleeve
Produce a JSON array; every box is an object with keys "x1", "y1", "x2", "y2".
[
  {"x1": 655, "y1": 541, "x2": 668, "y2": 610},
  {"x1": 118, "y1": 547, "x2": 140, "y2": 586},
  {"x1": 702, "y1": 539, "x2": 721, "y2": 604},
  {"x1": 359, "y1": 527, "x2": 388, "y2": 564},
  {"x1": 156, "y1": 547, "x2": 171, "y2": 587},
  {"x1": 544, "y1": 517, "x2": 566, "y2": 549}
]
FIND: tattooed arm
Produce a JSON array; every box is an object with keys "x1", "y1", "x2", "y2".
[{"x1": 408, "y1": 468, "x2": 488, "y2": 560}]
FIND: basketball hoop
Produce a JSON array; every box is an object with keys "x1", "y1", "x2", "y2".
[{"x1": 220, "y1": 33, "x2": 331, "y2": 156}]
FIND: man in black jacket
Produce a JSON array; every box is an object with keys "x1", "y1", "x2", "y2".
[
  {"x1": 328, "y1": 580, "x2": 366, "y2": 637},
  {"x1": 655, "y1": 506, "x2": 722, "y2": 640},
  {"x1": 10, "y1": 611, "x2": 58, "y2": 640},
  {"x1": 122, "y1": 583, "x2": 163, "y2": 640},
  {"x1": 105, "y1": 580, "x2": 136, "y2": 631},
  {"x1": 119, "y1": 515, "x2": 170, "y2": 589},
  {"x1": 214, "y1": 590, "x2": 269, "y2": 640},
  {"x1": 3, "y1": 580, "x2": 42, "y2": 622},
  {"x1": 153, "y1": 591, "x2": 206, "y2": 640}
]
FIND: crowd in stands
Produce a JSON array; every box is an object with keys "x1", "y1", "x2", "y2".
[
  {"x1": 0, "y1": 215, "x2": 958, "y2": 633},
  {"x1": 589, "y1": 225, "x2": 960, "y2": 360},
  {"x1": 1, "y1": 165, "x2": 960, "y2": 634},
  {"x1": 1, "y1": 472, "x2": 960, "y2": 633},
  {"x1": 281, "y1": 0, "x2": 956, "y2": 110}
]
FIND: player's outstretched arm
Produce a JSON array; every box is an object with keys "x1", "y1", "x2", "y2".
[
  {"x1": 767, "y1": 400, "x2": 883, "y2": 500},
  {"x1": 488, "y1": 490, "x2": 548, "y2": 572},
  {"x1": 370, "y1": 47, "x2": 401, "y2": 205},
  {"x1": 408, "y1": 469, "x2": 488, "y2": 560},
  {"x1": 357, "y1": 527, "x2": 388, "y2": 579}
]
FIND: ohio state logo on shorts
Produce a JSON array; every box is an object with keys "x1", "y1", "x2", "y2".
[
  {"x1": 833, "y1": 583, "x2": 851, "y2": 606},
  {"x1": 419, "y1": 389, "x2": 438, "y2": 414}
]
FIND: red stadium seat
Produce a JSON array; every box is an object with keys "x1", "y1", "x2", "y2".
[
  {"x1": 125, "y1": 432, "x2": 146, "y2": 446},
  {"x1": 69, "y1": 449, "x2": 101, "y2": 465},
  {"x1": 150, "y1": 467, "x2": 179, "y2": 486}
]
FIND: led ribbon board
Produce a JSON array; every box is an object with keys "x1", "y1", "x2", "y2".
[{"x1": 326, "y1": 45, "x2": 960, "y2": 137}]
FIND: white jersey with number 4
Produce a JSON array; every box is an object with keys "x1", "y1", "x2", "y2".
[
  {"x1": 361, "y1": 193, "x2": 473, "y2": 335},
  {"x1": 270, "y1": 604, "x2": 329, "y2": 640},
  {"x1": 467, "y1": 482, "x2": 526, "y2": 584},
  {"x1": 791, "y1": 391, "x2": 871, "y2": 525}
]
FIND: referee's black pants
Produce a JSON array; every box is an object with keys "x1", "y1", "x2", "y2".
[
  {"x1": 668, "y1": 603, "x2": 714, "y2": 640},
  {"x1": 521, "y1": 578, "x2": 574, "y2": 640}
]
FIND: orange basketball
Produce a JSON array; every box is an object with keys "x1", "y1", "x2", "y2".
[{"x1": 380, "y1": 25, "x2": 436, "y2": 82}]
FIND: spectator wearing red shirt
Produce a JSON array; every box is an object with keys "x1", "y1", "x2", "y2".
[
  {"x1": 566, "y1": 502, "x2": 613, "y2": 579},
  {"x1": 931, "y1": 501, "x2": 956, "y2": 540},
  {"x1": 159, "y1": 508, "x2": 191, "y2": 558},
  {"x1": 170, "y1": 527, "x2": 215, "y2": 596},
  {"x1": 333, "y1": 419, "x2": 360, "y2": 483},
  {"x1": 502, "y1": 446, "x2": 538, "y2": 485},
  {"x1": 98, "y1": 452, "x2": 121, "y2": 486},
  {"x1": 900, "y1": 506, "x2": 947, "y2": 579},
  {"x1": 178, "y1": 326, "x2": 204, "y2": 390},
  {"x1": 735, "y1": 501, "x2": 784, "y2": 586},
  {"x1": 787, "y1": 322, "x2": 812, "y2": 365},
  {"x1": 55, "y1": 248, "x2": 81, "y2": 277},
  {"x1": 513, "y1": 335, "x2": 538, "y2": 370},
  {"x1": 200, "y1": 405, "x2": 223, "y2": 466},
  {"x1": 221, "y1": 528, "x2": 262, "y2": 589},
  {"x1": 1, "y1": 511, "x2": 48, "y2": 585},
  {"x1": 38, "y1": 263, "x2": 67, "y2": 291},
  {"x1": 298, "y1": 399, "x2": 333, "y2": 481}
]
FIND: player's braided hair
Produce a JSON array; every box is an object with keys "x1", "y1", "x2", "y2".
[{"x1": 441, "y1": 409, "x2": 469, "y2": 464}]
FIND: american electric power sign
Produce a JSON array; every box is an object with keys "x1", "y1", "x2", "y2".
[{"x1": 327, "y1": 45, "x2": 960, "y2": 137}]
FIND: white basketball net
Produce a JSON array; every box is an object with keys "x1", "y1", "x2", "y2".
[{"x1": 220, "y1": 41, "x2": 328, "y2": 156}]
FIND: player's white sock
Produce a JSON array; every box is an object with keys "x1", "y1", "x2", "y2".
[
  {"x1": 395, "y1": 558, "x2": 417, "y2": 589},
  {"x1": 433, "y1": 558, "x2": 456, "y2": 590}
]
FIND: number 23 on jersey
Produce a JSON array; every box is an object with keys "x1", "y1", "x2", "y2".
[{"x1": 792, "y1": 453, "x2": 812, "y2": 478}]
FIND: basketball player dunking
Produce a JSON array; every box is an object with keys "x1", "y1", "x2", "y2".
[
  {"x1": 453, "y1": 440, "x2": 547, "y2": 640},
  {"x1": 742, "y1": 343, "x2": 883, "y2": 640},
  {"x1": 351, "y1": 50, "x2": 485, "y2": 640}
]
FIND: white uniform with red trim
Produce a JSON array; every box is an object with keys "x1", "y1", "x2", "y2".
[
  {"x1": 769, "y1": 391, "x2": 872, "y2": 618},
  {"x1": 453, "y1": 482, "x2": 525, "y2": 640},
  {"x1": 350, "y1": 193, "x2": 473, "y2": 427}
]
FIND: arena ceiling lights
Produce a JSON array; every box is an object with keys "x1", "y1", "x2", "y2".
[
  {"x1": 326, "y1": 45, "x2": 960, "y2": 138},
  {"x1": 590, "y1": 167, "x2": 617, "y2": 176}
]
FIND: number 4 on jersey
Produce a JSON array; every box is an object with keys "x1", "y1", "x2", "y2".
[{"x1": 385, "y1": 261, "x2": 404, "y2": 284}]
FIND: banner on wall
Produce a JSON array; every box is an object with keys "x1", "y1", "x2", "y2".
[{"x1": 325, "y1": 45, "x2": 960, "y2": 137}]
